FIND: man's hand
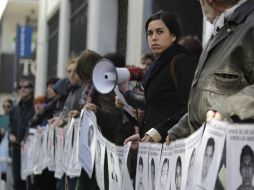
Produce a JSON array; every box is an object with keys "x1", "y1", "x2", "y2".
[
  {"x1": 165, "y1": 135, "x2": 172, "y2": 145},
  {"x1": 115, "y1": 96, "x2": 124, "y2": 109},
  {"x1": 206, "y1": 110, "x2": 222, "y2": 121}
]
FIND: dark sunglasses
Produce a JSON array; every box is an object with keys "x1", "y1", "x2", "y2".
[
  {"x1": 3, "y1": 105, "x2": 11, "y2": 109},
  {"x1": 18, "y1": 85, "x2": 32, "y2": 90}
]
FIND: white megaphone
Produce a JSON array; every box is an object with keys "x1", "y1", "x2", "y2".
[{"x1": 92, "y1": 59, "x2": 130, "y2": 94}]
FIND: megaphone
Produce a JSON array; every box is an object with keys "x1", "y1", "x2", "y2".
[{"x1": 92, "y1": 59, "x2": 143, "y2": 94}]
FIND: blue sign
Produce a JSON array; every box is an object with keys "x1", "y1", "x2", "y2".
[{"x1": 16, "y1": 25, "x2": 33, "y2": 58}]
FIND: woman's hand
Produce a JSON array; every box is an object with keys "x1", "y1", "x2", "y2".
[
  {"x1": 115, "y1": 96, "x2": 124, "y2": 109},
  {"x1": 124, "y1": 134, "x2": 140, "y2": 150},
  {"x1": 69, "y1": 110, "x2": 80, "y2": 118},
  {"x1": 84, "y1": 103, "x2": 97, "y2": 113}
]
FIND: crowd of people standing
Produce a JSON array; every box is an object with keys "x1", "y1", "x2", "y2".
[{"x1": 0, "y1": 0, "x2": 254, "y2": 189}]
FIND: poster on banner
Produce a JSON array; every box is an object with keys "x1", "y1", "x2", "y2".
[
  {"x1": 193, "y1": 120, "x2": 227, "y2": 190},
  {"x1": 106, "y1": 140, "x2": 122, "y2": 190},
  {"x1": 95, "y1": 129, "x2": 106, "y2": 190},
  {"x1": 148, "y1": 143, "x2": 162, "y2": 190},
  {"x1": 32, "y1": 129, "x2": 42, "y2": 174},
  {"x1": 79, "y1": 110, "x2": 97, "y2": 178},
  {"x1": 21, "y1": 129, "x2": 36, "y2": 180},
  {"x1": 135, "y1": 142, "x2": 149, "y2": 190},
  {"x1": 115, "y1": 145, "x2": 124, "y2": 188},
  {"x1": 155, "y1": 143, "x2": 174, "y2": 190},
  {"x1": 54, "y1": 127, "x2": 65, "y2": 179},
  {"x1": 67, "y1": 119, "x2": 82, "y2": 177},
  {"x1": 227, "y1": 123, "x2": 254, "y2": 190},
  {"x1": 170, "y1": 138, "x2": 187, "y2": 190},
  {"x1": 62, "y1": 118, "x2": 75, "y2": 173},
  {"x1": 47, "y1": 124, "x2": 55, "y2": 171},
  {"x1": 122, "y1": 142, "x2": 134, "y2": 190},
  {"x1": 37, "y1": 125, "x2": 48, "y2": 173},
  {"x1": 185, "y1": 126, "x2": 204, "y2": 190}
]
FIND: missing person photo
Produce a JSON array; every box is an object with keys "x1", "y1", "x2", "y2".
[
  {"x1": 137, "y1": 156, "x2": 145, "y2": 190},
  {"x1": 88, "y1": 124, "x2": 94, "y2": 147},
  {"x1": 237, "y1": 145, "x2": 254, "y2": 190},
  {"x1": 175, "y1": 156, "x2": 182, "y2": 190},
  {"x1": 110, "y1": 152, "x2": 118, "y2": 182},
  {"x1": 201, "y1": 137, "x2": 215, "y2": 183},
  {"x1": 150, "y1": 158, "x2": 156, "y2": 190},
  {"x1": 160, "y1": 158, "x2": 169, "y2": 189}
]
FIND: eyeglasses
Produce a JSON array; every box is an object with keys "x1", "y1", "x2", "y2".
[
  {"x1": 3, "y1": 105, "x2": 11, "y2": 109},
  {"x1": 18, "y1": 85, "x2": 32, "y2": 90}
]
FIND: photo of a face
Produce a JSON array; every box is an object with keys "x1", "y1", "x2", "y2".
[
  {"x1": 150, "y1": 158, "x2": 155, "y2": 190},
  {"x1": 238, "y1": 145, "x2": 254, "y2": 190},
  {"x1": 88, "y1": 124, "x2": 94, "y2": 147},
  {"x1": 110, "y1": 153, "x2": 118, "y2": 182},
  {"x1": 160, "y1": 158, "x2": 169, "y2": 189},
  {"x1": 137, "y1": 156, "x2": 144, "y2": 190},
  {"x1": 202, "y1": 137, "x2": 215, "y2": 182},
  {"x1": 175, "y1": 156, "x2": 182, "y2": 190}
]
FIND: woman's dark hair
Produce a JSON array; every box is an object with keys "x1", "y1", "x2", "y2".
[
  {"x1": 76, "y1": 49, "x2": 102, "y2": 81},
  {"x1": 103, "y1": 52, "x2": 126, "y2": 68},
  {"x1": 145, "y1": 10, "x2": 181, "y2": 41}
]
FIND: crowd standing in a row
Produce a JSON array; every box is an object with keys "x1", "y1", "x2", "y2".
[{"x1": 0, "y1": 0, "x2": 254, "y2": 189}]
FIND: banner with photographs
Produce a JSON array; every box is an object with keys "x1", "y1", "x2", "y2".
[
  {"x1": 155, "y1": 143, "x2": 174, "y2": 190},
  {"x1": 170, "y1": 138, "x2": 187, "y2": 190},
  {"x1": 193, "y1": 120, "x2": 227, "y2": 190},
  {"x1": 95, "y1": 128, "x2": 106, "y2": 190},
  {"x1": 135, "y1": 142, "x2": 149, "y2": 190},
  {"x1": 148, "y1": 143, "x2": 162, "y2": 190},
  {"x1": 227, "y1": 123, "x2": 254, "y2": 190},
  {"x1": 79, "y1": 110, "x2": 97, "y2": 178},
  {"x1": 37, "y1": 125, "x2": 48, "y2": 174},
  {"x1": 185, "y1": 126, "x2": 204, "y2": 190},
  {"x1": 106, "y1": 140, "x2": 122, "y2": 190}
]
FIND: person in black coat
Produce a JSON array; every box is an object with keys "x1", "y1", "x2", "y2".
[
  {"x1": 120, "y1": 11, "x2": 197, "y2": 143},
  {"x1": 9, "y1": 78, "x2": 35, "y2": 190}
]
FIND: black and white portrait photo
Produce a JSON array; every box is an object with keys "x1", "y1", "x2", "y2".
[
  {"x1": 160, "y1": 158, "x2": 169, "y2": 189},
  {"x1": 237, "y1": 145, "x2": 254, "y2": 190},
  {"x1": 88, "y1": 124, "x2": 94, "y2": 147},
  {"x1": 202, "y1": 137, "x2": 215, "y2": 182},
  {"x1": 175, "y1": 156, "x2": 182, "y2": 190},
  {"x1": 110, "y1": 152, "x2": 118, "y2": 182}
]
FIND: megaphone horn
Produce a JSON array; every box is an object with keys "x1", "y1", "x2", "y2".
[{"x1": 92, "y1": 59, "x2": 130, "y2": 94}]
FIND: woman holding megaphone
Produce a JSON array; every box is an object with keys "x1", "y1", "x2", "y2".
[{"x1": 120, "y1": 10, "x2": 197, "y2": 144}]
